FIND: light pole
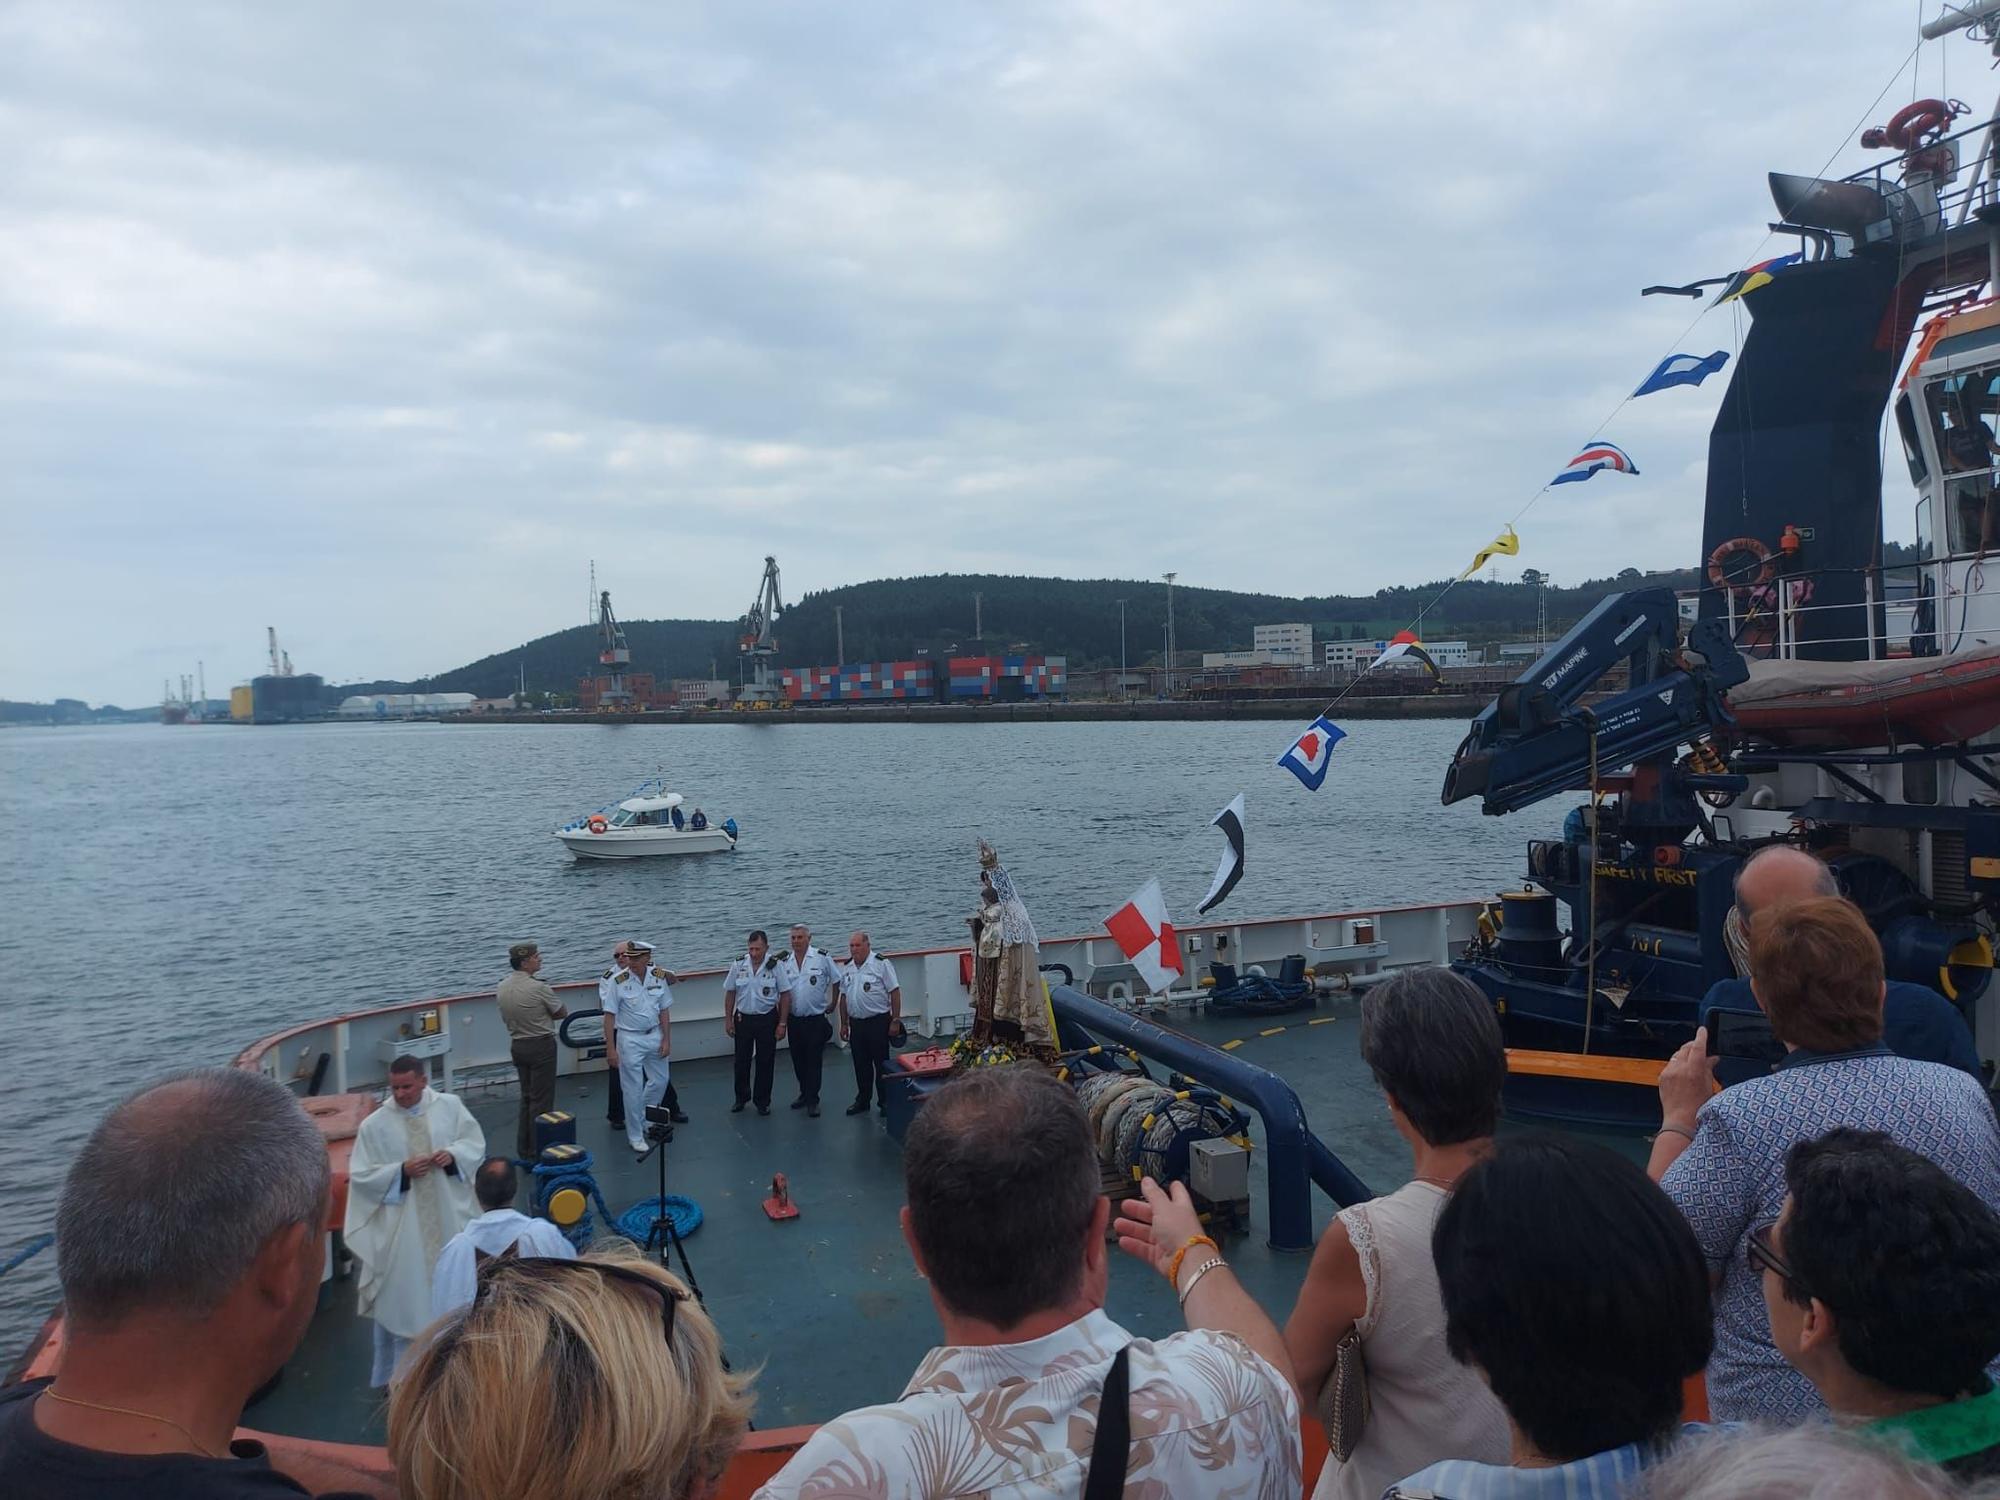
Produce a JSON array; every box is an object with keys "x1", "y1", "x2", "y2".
[
  {"x1": 1162, "y1": 572, "x2": 1178, "y2": 696},
  {"x1": 834, "y1": 605, "x2": 844, "y2": 667},
  {"x1": 1116, "y1": 598, "x2": 1127, "y2": 697}
]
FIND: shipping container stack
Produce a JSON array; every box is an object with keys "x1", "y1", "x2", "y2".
[
  {"x1": 782, "y1": 661, "x2": 939, "y2": 702},
  {"x1": 945, "y1": 655, "x2": 1067, "y2": 699}
]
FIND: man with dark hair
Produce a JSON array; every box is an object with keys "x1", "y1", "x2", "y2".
[
  {"x1": 428, "y1": 1157, "x2": 575, "y2": 1317},
  {"x1": 1760, "y1": 1129, "x2": 2000, "y2": 1478},
  {"x1": 497, "y1": 941, "x2": 567, "y2": 1158},
  {"x1": 1387, "y1": 1134, "x2": 1713, "y2": 1496},
  {"x1": 0, "y1": 1069, "x2": 374, "y2": 1498},
  {"x1": 754, "y1": 1068, "x2": 1302, "y2": 1498},
  {"x1": 1652, "y1": 896, "x2": 2000, "y2": 1422},
  {"x1": 344, "y1": 1057, "x2": 484, "y2": 1387},
  {"x1": 1706, "y1": 848, "x2": 1976, "y2": 1075},
  {"x1": 723, "y1": 929, "x2": 784, "y2": 1115}
]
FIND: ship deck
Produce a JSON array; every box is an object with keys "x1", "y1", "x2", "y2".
[{"x1": 248, "y1": 995, "x2": 1626, "y2": 1448}]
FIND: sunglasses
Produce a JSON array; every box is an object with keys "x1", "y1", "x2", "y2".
[
  {"x1": 475, "y1": 1255, "x2": 687, "y2": 1346},
  {"x1": 1746, "y1": 1222, "x2": 1806, "y2": 1294}
]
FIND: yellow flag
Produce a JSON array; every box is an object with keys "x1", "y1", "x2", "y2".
[{"x1": 1461, "y1": 525, "x2": 1520, "y2": 580}]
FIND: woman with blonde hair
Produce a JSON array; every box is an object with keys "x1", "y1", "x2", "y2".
[{"x1": 389, "y1": 1245, "x2": 753, "y2": 1500}]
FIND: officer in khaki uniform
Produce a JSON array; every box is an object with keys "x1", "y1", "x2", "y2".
[{"x1": 497, "y1": 941, "x2": 566, "y2": 1158}]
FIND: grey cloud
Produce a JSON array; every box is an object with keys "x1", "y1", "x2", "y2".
[{"x1": 0, "y1": 0, "x2": 1929, "y2": 700}]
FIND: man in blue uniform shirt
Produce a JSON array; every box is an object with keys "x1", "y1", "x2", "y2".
[{"x1": 1706, "y1": 846, "x2": 1979, "y2": 1078}]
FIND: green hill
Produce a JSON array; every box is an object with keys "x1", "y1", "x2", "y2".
[{"x1": 344, "y1": 543, "x2": 1924, "y2": 699}]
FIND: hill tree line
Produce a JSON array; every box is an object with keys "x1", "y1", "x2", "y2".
[{"x1": 359, "y1": 554, "x2": 1930, "y2": 699}]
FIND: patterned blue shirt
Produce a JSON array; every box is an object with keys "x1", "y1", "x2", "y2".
[
  {"x1": 1387, "y1": 1433, "x2": 1686, "y2": 1498},
  {"x1": 1662, "y1": 1048, "x2": 2000, "y2": 1423}
]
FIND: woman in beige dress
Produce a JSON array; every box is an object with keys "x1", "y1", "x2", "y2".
[{"x1": 1283, "y1": 967, "x2": 1512, "y2": 1500}]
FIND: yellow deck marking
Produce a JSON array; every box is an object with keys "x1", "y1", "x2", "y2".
[
  {"x1": 1222, "y1": 1038, "x2": 1245, "y2": 1050},
  {"x1": 1259, "y1": 1026, "x2": 1287, "y2": 1037},
  {"x1": 1308, "y1": 1017, "x2": 1338, "y2": 1026}
]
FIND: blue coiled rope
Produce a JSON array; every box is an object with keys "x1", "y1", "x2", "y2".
[
  {"x1": 614, "y1": 1195, "x2": 703, "y2": 1244},
  {"x1": 1206, "y1": 975, "x2": 1314, "y2": 1015},
  {"x1": 0, "y1": 1233, "x2": 54, "y2": 1280},
  {"x1": 526, "y1": 1151, "x2": 621, "y2": 1249}
]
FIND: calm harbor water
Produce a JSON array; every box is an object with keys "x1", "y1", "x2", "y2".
[{"x1": 0, "y1": 716, "x2": 1557, "y2": 1360}]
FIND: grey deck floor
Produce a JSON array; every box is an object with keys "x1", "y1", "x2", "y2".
[{"x1": 250, "y1": 995, "x2": 1637, "y2": 1444}]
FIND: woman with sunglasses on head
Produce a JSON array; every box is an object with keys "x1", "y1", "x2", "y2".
[{"x1": 388, "y1": 1246, "x2": 753, "y2": 1500}]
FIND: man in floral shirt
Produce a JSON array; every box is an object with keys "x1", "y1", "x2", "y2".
[{"x1": 754, "y1": 1068, "x2": 1301, "y2": 1499}]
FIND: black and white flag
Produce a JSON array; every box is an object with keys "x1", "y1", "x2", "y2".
[{"x1": 1197, "y1": 793, "x2": 1246, "y2": 915}]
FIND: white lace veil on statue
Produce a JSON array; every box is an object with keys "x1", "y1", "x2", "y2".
[{"x1": 977, "y1": 840, "x2": 1039, "y2": 949}]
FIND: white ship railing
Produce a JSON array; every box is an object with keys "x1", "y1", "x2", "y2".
[{"x1": 235, "y1": 902, "x2": 1486, "y2": 1098}]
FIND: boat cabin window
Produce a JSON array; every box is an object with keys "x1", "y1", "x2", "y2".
[
  {"x1": 1925, "y1": 373, "x2": 2000, "y2": 555},
  {"x1": 1896, "y1": 393, "x2": 1929, "y2": 487},
  {"x1": 1916, "y1": 495, "x2": 1935, "y2": 561}
]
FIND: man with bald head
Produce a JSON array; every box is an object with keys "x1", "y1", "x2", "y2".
[
  {"x1": 0, "y1": 1068, "x2": 375, "y2": 1497},
  {"x1": 1707, "y1": 845, "x2": 1979, "y2": 1076}
]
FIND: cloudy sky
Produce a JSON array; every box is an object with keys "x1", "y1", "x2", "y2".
[{"x1": 0, "y1": 1, "x2": 1958, "y2": 703}]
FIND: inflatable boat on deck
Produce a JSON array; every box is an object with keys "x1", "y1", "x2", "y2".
[{"x1": 1725, "y1": 644, "x2": 2000, "y2": 748}]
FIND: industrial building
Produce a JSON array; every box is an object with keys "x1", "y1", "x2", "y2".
[
  {"x1": 336, "y1": 693, "x2": 477, "y2": 719},
  {"x1": 1252, "y1": 623, "x2": 1313, "y2": 662}
]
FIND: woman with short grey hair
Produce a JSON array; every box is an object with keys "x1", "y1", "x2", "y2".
[
  {"x1": 1635, "y1": 1424, "x2": 1979, "y2": 1500},
  {"x1": 1282, "y1": 966, "x2": 1512, "y2": 1500}
]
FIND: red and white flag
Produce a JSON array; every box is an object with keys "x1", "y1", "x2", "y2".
[{"x1": 1104, "y1": 878, "x2": 1184, "y2": 994}]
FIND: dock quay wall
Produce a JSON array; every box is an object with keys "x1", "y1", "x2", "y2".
[{"x1": 452, "y1": 693, "x2": 1611, "y2": 727}]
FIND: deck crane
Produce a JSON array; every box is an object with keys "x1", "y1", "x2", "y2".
[
  {"x1": 596, "y1": 589, "x2": 633, "y2": 709},
  {"x1": 736, "y1": 555, "x2": 787, "y2": 710}
]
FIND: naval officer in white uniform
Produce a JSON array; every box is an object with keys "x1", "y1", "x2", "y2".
[
  {"x1": 723, "y1": 929, "x2": 785, "y2": 1115},
  {"x1": 837, "y1": 929, "x2": 902, "y2": 1116},
  {"x1": 777, "y1": 923, "x2": 838, "y2": 1116},
  {"x1": 603, "y1": 939, "x2": 674, "y2": 1154}
]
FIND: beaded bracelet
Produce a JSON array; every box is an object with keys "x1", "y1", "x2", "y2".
[
  {"x1": 1165, "y1": 1234, "x2": 1218, "y2": 1286},
  {"x1": 1177, "y1": 1256, "x2": 1226, "y2": 1306}
]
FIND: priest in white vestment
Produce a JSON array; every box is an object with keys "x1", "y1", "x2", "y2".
[
  {"x1": 429, "y1": 1155, "x2": 576, "y2": 1319},
  {"x1": 344, "y1": 1057, "x2": 484, "y2": 1386}
]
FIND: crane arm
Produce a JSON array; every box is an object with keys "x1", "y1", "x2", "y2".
[{"x1": 1440, "y1": 589, "x2": 1749, "y2": 816}]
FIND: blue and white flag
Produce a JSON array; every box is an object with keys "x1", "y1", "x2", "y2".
[
  {"x1": 1633, "y1": 350, "x2": 1729, "y2": 397},
  {"x1": 1550, "y1": 441, "x2": 1639, "y2": 487},
  {"x1": 1277, "y1": 716, "x2": 1347, "y2": 791}
]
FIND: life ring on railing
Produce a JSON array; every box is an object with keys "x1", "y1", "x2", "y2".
[
  {"x1": 1862, "y1": 98, "x2": 1962, "y2": 152},
  {"x1": 587, "y1": 815, "x2": 608, "y2": 834},
  {"x1": 1708, "y1": 536, "x2": 1774, "y2": 593}
]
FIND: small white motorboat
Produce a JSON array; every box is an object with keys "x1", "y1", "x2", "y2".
[{"x1": 555, "y1": 788, "x2": 738, "y2": 860}]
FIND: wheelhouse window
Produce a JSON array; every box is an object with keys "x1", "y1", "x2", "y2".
[{"x1": 1926, "y1": 371, "x2": 2000, "y2": 555}]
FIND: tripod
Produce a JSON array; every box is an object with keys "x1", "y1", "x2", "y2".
[{"x1": 635, "y1": 1124, "x2": 705, "y2": 1304}]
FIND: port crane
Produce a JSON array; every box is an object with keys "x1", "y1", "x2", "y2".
[
  {"x1": 736, "y1": 555, "x2": 787, "y2": 710},
  {"x1": 596, "y1": 589, "x2": 633, "y2": 709}
]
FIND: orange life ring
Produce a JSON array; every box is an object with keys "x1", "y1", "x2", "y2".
[
  {"x1": 1708, "y1": 536, "x2": 1774, "y2": 593},
  {"x1": 587, "y1": 815, "x2": 608, "y2": 834}
]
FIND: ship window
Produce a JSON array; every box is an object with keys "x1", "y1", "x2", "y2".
[
  {"x1": 1916, "y1": 495, "x2": 1934, "y2": 559},
  {"x1": 1896, "y1": 394, "x2": 1928, "y2": 486},
  {"x1": 1930, "y1": 373, "x2": 2000, "y2": 555}
]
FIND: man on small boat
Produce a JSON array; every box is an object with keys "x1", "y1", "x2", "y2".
[
  {"x1": 1709, "y1": 846, "x2": 1978, "y2": 1077},
  {"x1": 344, "y1": 1057, "x2": 485, "y2": 1388}
]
